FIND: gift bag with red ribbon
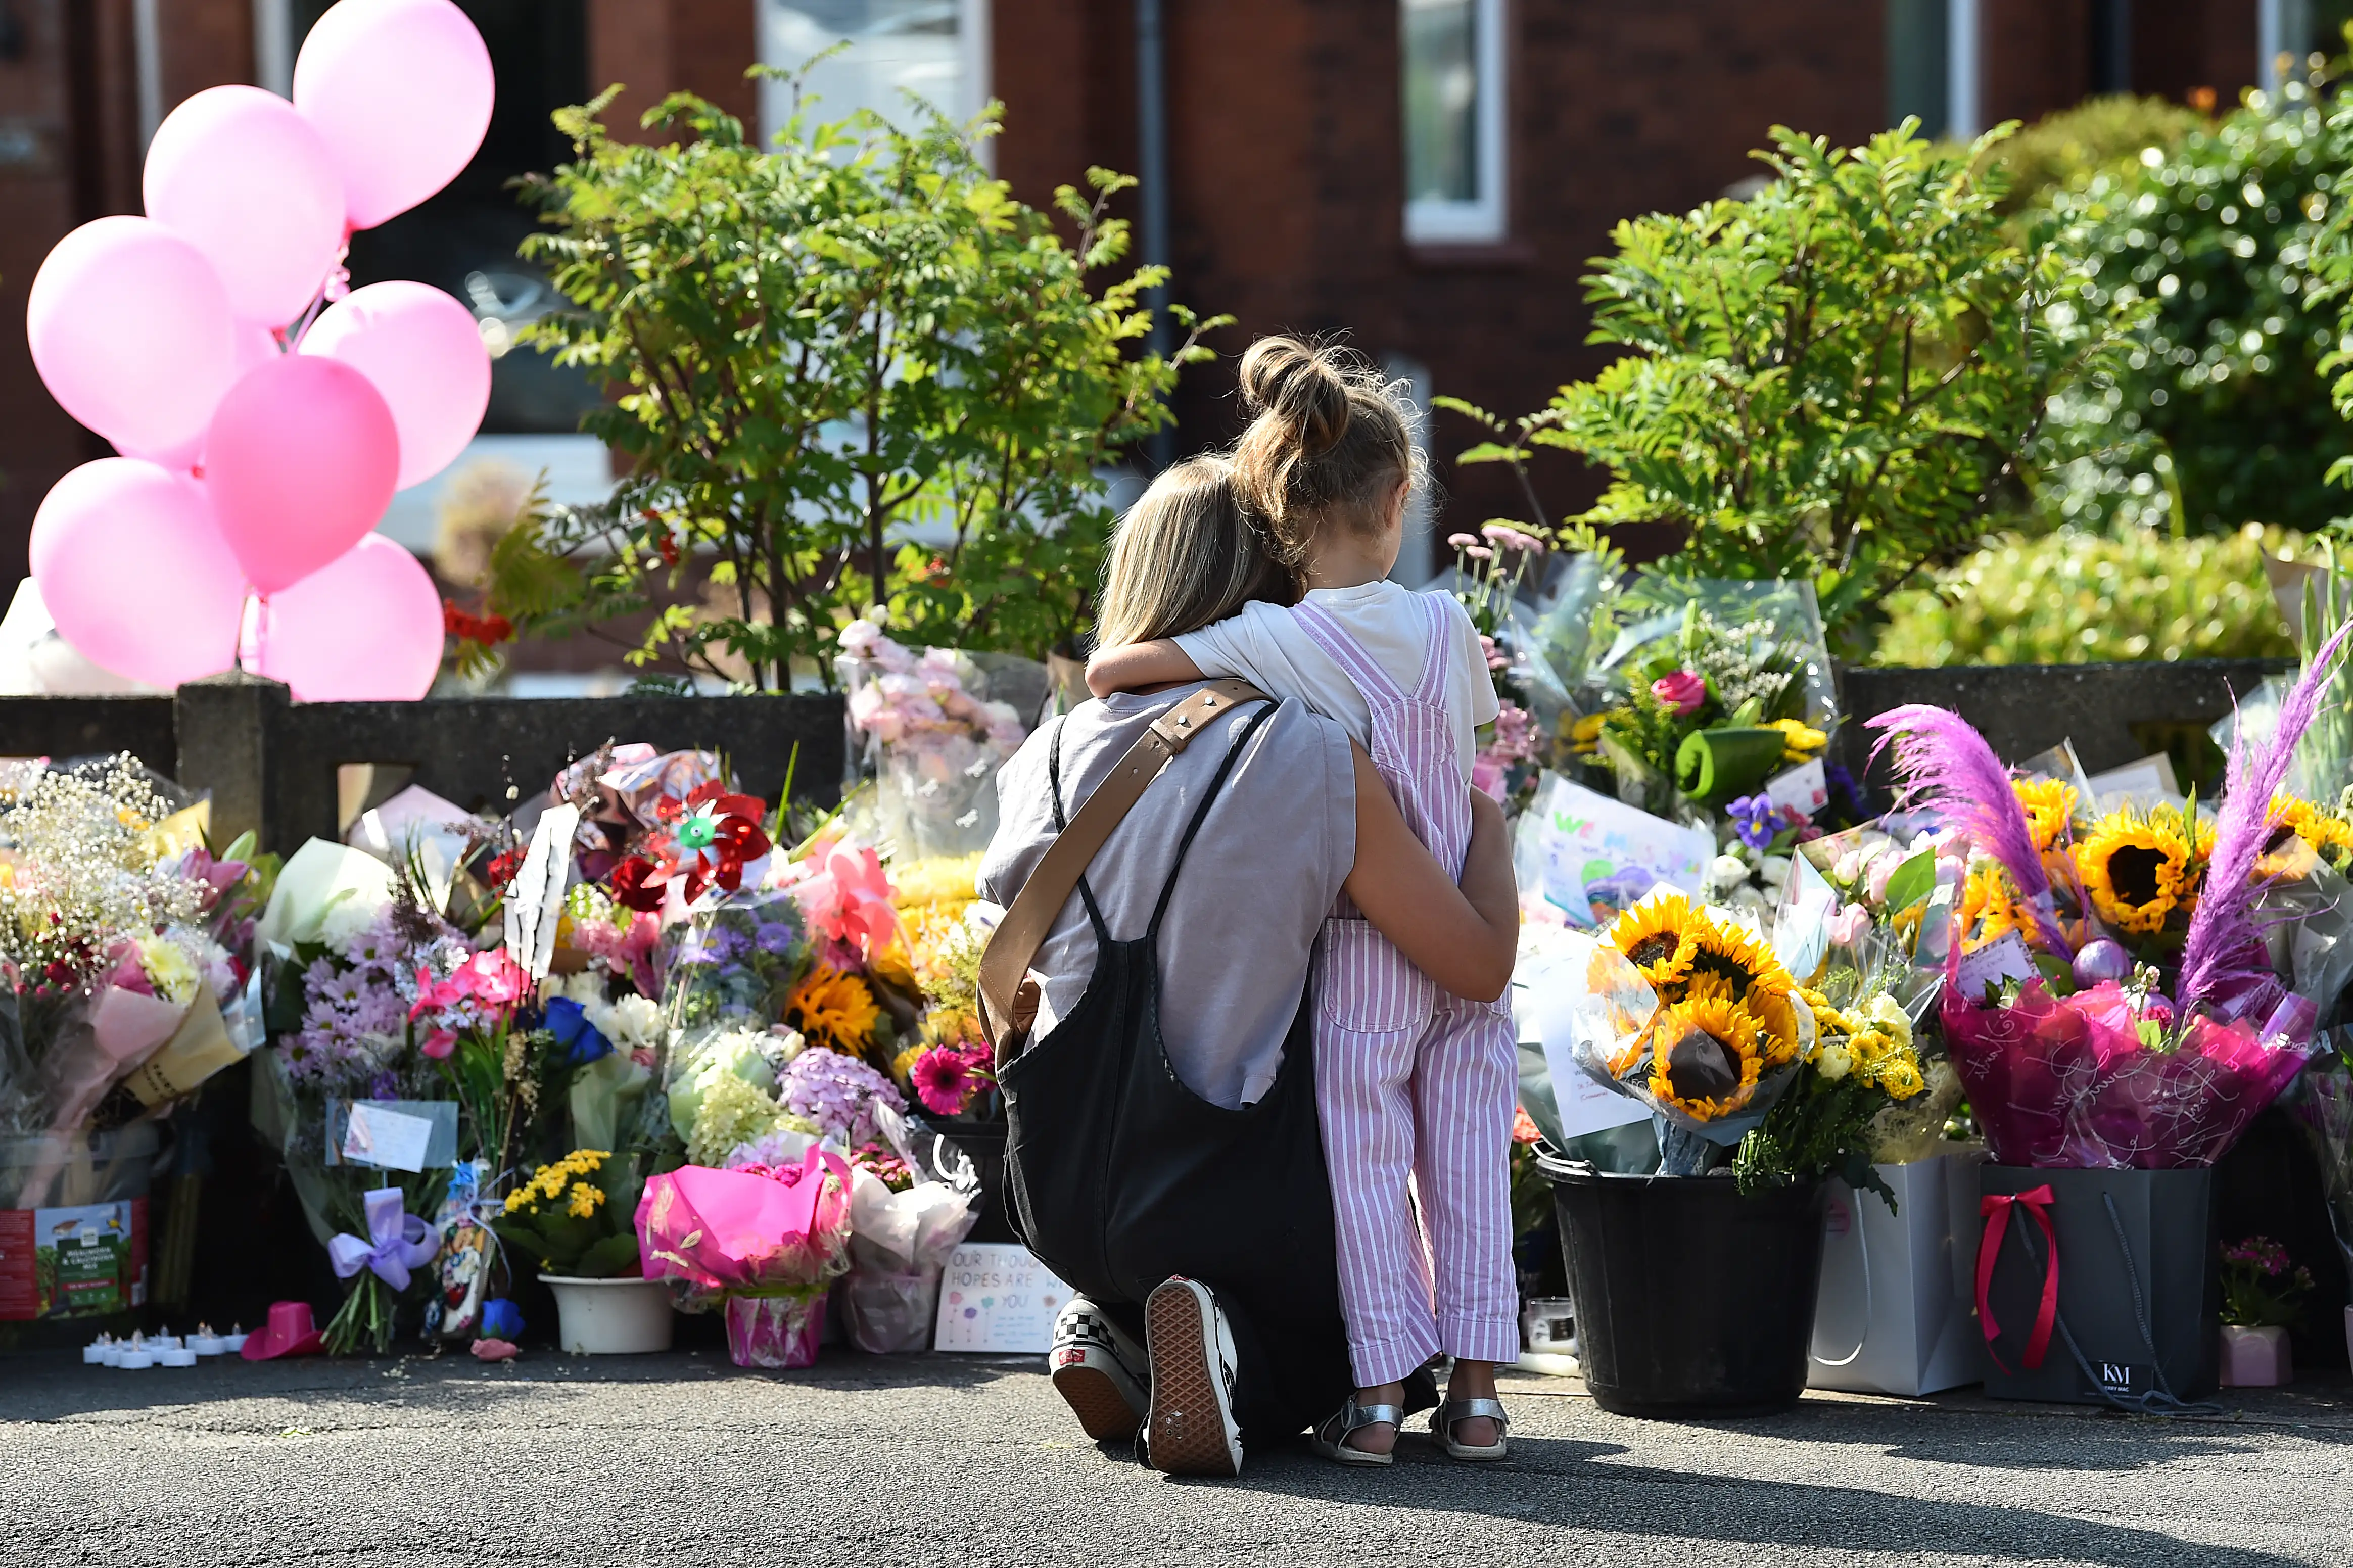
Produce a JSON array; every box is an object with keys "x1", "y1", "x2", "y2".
[{"x1": 1976, "y1": 1164, "x2": 2220, "y2": 1408}]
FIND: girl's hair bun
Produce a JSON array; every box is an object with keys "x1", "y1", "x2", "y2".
[{"x1": 1238, "y1": 337, "x2": 1350, "y2": 458}]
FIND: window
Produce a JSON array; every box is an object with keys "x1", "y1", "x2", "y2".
[
  {"x1": 1401, "y1": 0, "x2": 1505, "y2": 245},
  {"x1": 1885, "y1": 0, "x2": 1978, "y2": 139},
  {"x1": 761, "y1": 0, "x2": 991, "y2": 143}
]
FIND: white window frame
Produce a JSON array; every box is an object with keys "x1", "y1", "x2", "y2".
[
  {"x1": 1403, "y1": 0, "x2": 1508, "y2": 246},
  {"x1": 760, "y1": 0, "x2": 991, "y2": 163}
]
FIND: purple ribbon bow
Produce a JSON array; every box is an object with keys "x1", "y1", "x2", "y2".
[{"x1": 328, "y1": 1187, "x2": 440, "y2": 1291}]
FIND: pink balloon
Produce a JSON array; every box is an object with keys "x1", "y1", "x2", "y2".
[
  {"x1": 112, "y1": 323, "x2": 280, "y2": 473},
  {"x1": 206, "y1": 355, "x2": 401, "y2": 594},
  {"x1": 255, "y1": 534, "x2": 443, "y2": 701},
  {"x1": 293, "y1": 0, "x2": 494, "y2": 230},
  {"x1": 27, "y1": 216, "x2": 238, "y2": 454},
  {"x1": 144, "y1": 85, "x2": 347, "y2": 327},
  {"x1": 301, "y1": 281, "x2": 489, "y2": 490},
  {"x1": 29, "y1": 460, "x2": 247, "y2": 689}
]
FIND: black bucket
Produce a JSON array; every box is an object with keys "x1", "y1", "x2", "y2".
[{"x1": 1543, "y1": 1153, "x2": 1826, "y2": 1417}]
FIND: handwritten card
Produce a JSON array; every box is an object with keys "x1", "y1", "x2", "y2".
[
  {"x1": 932, "y1": 1243, "x2": 1073, "y2": 1354},
  {"x1": 1514, "y1": 773, "x2": 1714, "y2": 930},
  {"x1": 342, "y1": 1102, "x2": 434, "y2": 1173},
  {"x1": 1764, "y1": 757, "x2": 1830, "y2": 821}
]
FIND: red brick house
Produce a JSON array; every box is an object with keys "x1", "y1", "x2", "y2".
[{"x1": 0, "y1": 0, "x2": 2290, "y2": 589}]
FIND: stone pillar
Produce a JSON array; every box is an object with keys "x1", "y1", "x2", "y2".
[{"x1": 174, "y1": 672, "x2": 289, "y2": 851}]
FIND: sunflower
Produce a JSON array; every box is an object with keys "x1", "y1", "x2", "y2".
[
  {"x1": 1961, "y1": 864, "x2": 2029, "y2": 951},
  {"x1": 786, "y1": 965, "x2": 882, "y2": 1053},
  {"x1": 2075, "y1": 810, "x2": 2200, "y2": 934},
  {"x1": 1686, "y1": 913, "x2": 1792, "y2": 1001},
  {"x1": 2011, "y1": 777, "x2": 2079, "y2": 854},
  {"x1": 2264, "y1": 794, "x2": 2353, "y2": 878},
  {"x1": 1608, "y1": 894, "x2": 1703, "y2": 988},
  {"x1": 1646, "y1": 996, "x2": 1765, "y2": 1121}
]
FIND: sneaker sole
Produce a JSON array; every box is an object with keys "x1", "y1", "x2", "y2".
[
  {"x1": 1052, "y1": 1359, "x2": 1144, "y2": 1443},
  {"x1": 1143, "y1": 1282, "x2": 1240, "y2": 1478}
]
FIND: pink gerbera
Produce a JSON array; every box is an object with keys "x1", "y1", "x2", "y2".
[{"x1": 910, "y1": 1048, "x2": 979, "y2": 1116}]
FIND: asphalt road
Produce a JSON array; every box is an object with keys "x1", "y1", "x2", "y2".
[{"x1": 2, "y1": 1349, "x2": 2348, "y2": 1566}]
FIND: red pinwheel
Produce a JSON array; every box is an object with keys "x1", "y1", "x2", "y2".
[{"x1": 611, "y1": 782, "x2": 772, "y2": 914}]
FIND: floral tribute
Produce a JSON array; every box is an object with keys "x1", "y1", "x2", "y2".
[{"x1": 1867, "y1": 627, "x2": 2353, "y2": 1172}]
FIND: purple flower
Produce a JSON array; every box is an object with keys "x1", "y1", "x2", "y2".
[
  {"x1": 755, "y1": 921, "x2": 797, "y2": 956},
  {"x1": 780, "y1": 1046, "x2": 907, "y2": 1144},
  {"x1": 1727, "y1": 793, "x2": 1780, "y2": 851},
  {"x1": 366, "y1": 1070, "x2": 400, "y2": 1100}
]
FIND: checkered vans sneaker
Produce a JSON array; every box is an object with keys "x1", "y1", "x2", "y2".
[{"x1": 1049, "y1": 1297, "x2": 1149, "y2": 1442}]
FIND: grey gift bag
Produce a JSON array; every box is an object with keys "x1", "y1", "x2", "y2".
[{"x1": 1978, "y1": 1164, "x2": 2221, "y2": 1408}]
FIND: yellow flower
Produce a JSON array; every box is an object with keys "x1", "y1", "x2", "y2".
[
  {"x1": 567, "y1": 1183, "x2": 604, "y2": 1218},
  {"x1": 890, "y1": 1042, "x2": 928, "y2": 1087},
  {"x1": 786, "y1": 966, "x2": 882, "y2": 1053},
  {"x1": 890, "y1": 852, "x2": 984, "y2": 912},
  {"x1": 1875, "y1": 1056, "x2": 1926, "y2": 1100},
  {"x1": 1569, "y1": 712, "x2": 1610, "y2": 754},
  {"x1": 1866, "y1": 994, "x2": 1913, "y2": 1053},
  {"x1": 1687, "y1": 914, "x2": 1792, "y2": 1001},
  {"x1": 2075, "y1": 810, "x2": 2199, "y2": 934},
  {"x1": 1816, "y1": 1041, "x2": 1854, "y2": 1081},
  {"x1": 1768, "y1": 718, "x2": 1828, "y2": 764},
  {"x1": 136, "y1": 934, "x2": 201, "y2": 1006},
  {"x1": 1647, "y1": 996, "x2": 1764, "y2": 1121},
  {"x1": 2011, "y1": 777, "x2": 2079, "y2": 854},
  {"x1": 1608, "y1": 894, "x2": 1702, "y2": 988}
]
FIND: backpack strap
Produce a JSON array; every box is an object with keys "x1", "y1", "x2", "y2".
[{"x1": 978, "y1": 679, "x2": 1271, "y2": 1061}]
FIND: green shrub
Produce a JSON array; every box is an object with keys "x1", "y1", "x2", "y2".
[
  {"x1": 1979, "y1": 94, "x2": 2204, "y2": 216},
  {"x1": 2030, "y1": 76, "x2": 2353, "y2": 537},
  {"x1": 1874, "y1": 522, "x2": 2298, "y2": 666}
]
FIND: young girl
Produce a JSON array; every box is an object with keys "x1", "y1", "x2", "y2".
[{"x1": 1087, "y1": 337, "x2": 1518, "y2": 1464}]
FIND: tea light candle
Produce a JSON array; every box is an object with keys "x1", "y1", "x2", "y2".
[
  {"x1": 188, "y1": 1326, "x2": 225, "y2": 1357},
  {"x1": 82, "y1": 1334, "x2": 111, "y2": 1365},
  {"x1": 159, "y1": 1346, "x2": 197, "y2": 1368},
  {"x1": 222, "y1": 1325, "x2": 248, "y2": 1353}
]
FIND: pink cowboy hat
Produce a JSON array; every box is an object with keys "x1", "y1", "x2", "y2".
[{"x1": 240, "y1": 1299, "x2": 325, "y2": 1360}]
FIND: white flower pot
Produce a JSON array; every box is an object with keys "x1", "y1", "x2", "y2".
[{"x1": 540, "y1": 1274, "x2": 674, "y2": 1354}]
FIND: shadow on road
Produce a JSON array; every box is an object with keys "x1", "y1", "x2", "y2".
[{"x1": 1211, "y1": 1434, "x2": 2316, "y2": 1566}]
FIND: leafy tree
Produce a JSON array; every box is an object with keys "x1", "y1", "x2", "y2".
[
  {"x1": 2033, "y1": 73, "x2": 2353, "y2": 537},
  {"x1": 466, "y1": 78, "x2": 1221, "y2": 690},
  {"x1": 1443, "y1": 122, "x2": 2146, "y2": 640}
]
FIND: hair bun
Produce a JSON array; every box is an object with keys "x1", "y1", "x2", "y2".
[{"x1": 1239, "y1": 336, "x2": 1350, "y2": 456}]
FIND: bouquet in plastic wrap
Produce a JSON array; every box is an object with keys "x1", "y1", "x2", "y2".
[
  {"x1": 636, "y1": 1144, "x2": 853, "y2": 1367},
  {"x1": 1869, "y1": 638, "x2": 2352, "y2": 1170},
  {"x1": 836, "y1": 618, "x2": 1039, "y2": 860},
  {"x1": 0, "y1": 757, "x2": 263, "y2": 1205},
  {"x1": 833, "y1": 1107, "x2": 980, "y2": 1352},
  {"x1": 1545, "y1": 889, "x2": 1816, "y2": 1173}
]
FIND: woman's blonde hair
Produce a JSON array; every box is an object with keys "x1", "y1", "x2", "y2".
[
  {"x1": 1094, "y1": 455, "x2": 1293, "y2": 649},
  {"x1": 1230, "y1": 335, "x2": 1426, "y2": 569}
]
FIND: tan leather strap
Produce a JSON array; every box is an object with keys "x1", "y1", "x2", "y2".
[{"x1": 978, "y1": 680, "x2": 1270, "y2": 1061}]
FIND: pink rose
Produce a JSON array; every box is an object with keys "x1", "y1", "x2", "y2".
[
  {"x1": 1827, "y1": 902, "x2": 1871, "y2": 947},
  {"x1": 1651, "y1": 670, "x2": 1708, "y2": 716}
]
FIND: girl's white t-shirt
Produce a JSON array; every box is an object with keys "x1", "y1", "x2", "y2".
[{"x1": 1173, "y1": 582, "x2": 1499, "y2": 780}]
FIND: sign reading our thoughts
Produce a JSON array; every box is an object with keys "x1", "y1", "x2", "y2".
[{"x1": 1516, "y1": 774, "x2": 1714, "y2": 930}]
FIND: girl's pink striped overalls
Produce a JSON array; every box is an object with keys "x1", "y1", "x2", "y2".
[{"x1": 1295, "y1": 594, "x2": 1520, "y2": 1387}]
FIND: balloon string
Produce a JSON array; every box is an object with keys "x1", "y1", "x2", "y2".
[{"x1": 281, "y1": 244, "x2": 349, "y2": 354}]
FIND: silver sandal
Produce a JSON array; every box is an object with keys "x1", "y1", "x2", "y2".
[
  {"x1": 1310, "y1": 1396, "x2": 1403, "y2": 1467},
  {"x1": 1431, "y1": 1397, "x2": 1509, "y2": 1461}
]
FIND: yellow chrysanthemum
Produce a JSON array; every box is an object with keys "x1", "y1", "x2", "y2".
[
  {"x1": 2011, "y1": 777, "x2": 2079, "y2": 854},
  {"x1": 890, "y1": 852, "x2": 984, "y2": 912},
  {"x1": 1647, "y1": 996, "x2": 1765, "y2": 1121},
  {"x1": 1608, "y1": 894, "x2": 1703, "y2": 987},
  {"x1": 2075, "y1": 812, "x2": 2198, "y2": 934},
  {"x1": 786, "y1": 965, "x2": 882, "y2": 1053},
  {"x1": 1569, "y1": 712, "x2": 1609, "y2": 755}
]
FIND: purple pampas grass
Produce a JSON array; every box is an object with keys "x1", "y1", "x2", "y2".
[
  {"x1": 1865, "y1": 704, "x2": 2073, "y2": 957},
  {"x1": 2179, "y1": 620, "x2": 2353, "y2": 1013}
]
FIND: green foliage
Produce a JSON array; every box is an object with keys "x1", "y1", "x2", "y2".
[
  {"x1": 2032, "y1": 76, "x2": 2353, "y2": 537},
  {"x1": 1733, "y1": 1066, "x2": 1895, "y2": 1211},
  {"x1": 494, "y1": 79, "x2": 1222, "y2": 688},
  {"x1": 1498, "y1": 121, "x2": 2146, "y2": 634},
  {"x1": 1875, "y1": 522, "x2": 2299, "y2": 666},
  {"x1": 1978, "y1": 94, "x2": 2204, "y2": 216}
]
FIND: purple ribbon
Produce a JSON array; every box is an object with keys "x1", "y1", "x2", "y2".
[{"x1": 328, "y1": 1186, "x2": 440, "y2": 1292}]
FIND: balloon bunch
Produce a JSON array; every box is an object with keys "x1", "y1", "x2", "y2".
[{"x1": 24, "y1": 0, "x2": 496, "y2": 701}]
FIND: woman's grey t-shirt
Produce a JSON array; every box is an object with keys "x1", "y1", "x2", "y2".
[{"x1": 978, "y1": 687, "x2": 1356, "y2": 1111}]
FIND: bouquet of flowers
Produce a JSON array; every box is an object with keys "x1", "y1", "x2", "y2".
[
  {"x1": 834, "y1": 1111, "x2": 981, "y2": 1353},
  {"x1": 491, "y1": 1148, "x2": 640, "y2": 1279},
  {"x1": 636, "y1": 1145, "x2": 854, "y2": 1367},
  {"x1": 0, "y1": 757, "x2": 263, "y2": 1205},
  {"x1": 1870, "y1": 641, "x2": 2350, "y2": 1169},
  {"x1": 2218, "y1": 1236, "x2": 2314, "y2": 1330},
  {"x1": 1443, "y1": 525, "x2": 1551, "y2": 815},
  {"x1": 836, "y1": 618, "x2": 1036, "y2": 859}
]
